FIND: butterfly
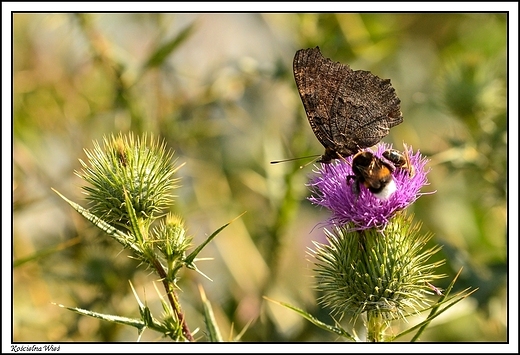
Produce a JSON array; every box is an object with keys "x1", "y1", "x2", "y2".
[{"x1": 293, "y1": 46, "x2": 403, "y2": 163}]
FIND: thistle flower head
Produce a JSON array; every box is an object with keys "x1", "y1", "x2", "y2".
[
  {"x1": 153, "y1": 214, "x2": 192, "y2": 282},
  {"x1": 154, "y1": 214, "x2": 192, "y2": 261},
  {"x1": 77, "y1": 133, "x2": 182, "y2": 231},
  {"x1": 310, "y1": 214, "x2": 445, "y2": 323},
  {"x1": 308, "y1": 143, "x2": 431, "y2": 230}
]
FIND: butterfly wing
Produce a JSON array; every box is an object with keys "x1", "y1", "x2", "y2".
[
  {"x1": 293, "y1": 47, "x2": 348, "y2": 155},
  {"x1": 293, "y1": 47, "x2": 403, "y2": 161},
  {"x1": 331, "y1": 69, "x2": 403, "y2": 149}
]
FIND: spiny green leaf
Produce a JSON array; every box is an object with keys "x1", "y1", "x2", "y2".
[
  {"x1": 53, "y1": 303, "x2": 145, "y2": 330},
  {"x1": 199, "y1": 285, "x2": 223, "y2": 342},
  {"x1": 52, "y1": 188, "x2": 141, "y2": 254},
  {"x1": 123, "y1": 187, "x2": 145, "y2": 245},
  {"x1": 263, "y1": 297, "x2": 357, "y2": 341},
  {"x1": 392, "y1": 283, "x2": 478, "y2": 341},
  {"x1": 184, "y1": 212, "x2": 245, "y2": 266}
]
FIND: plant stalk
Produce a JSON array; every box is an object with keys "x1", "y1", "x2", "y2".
[
  {"x1": 152, "y1": 258, "x2": 194, "y2": 341},
  {"x1": 366, "y1": 310, "x2": 387, "y2": 342}
]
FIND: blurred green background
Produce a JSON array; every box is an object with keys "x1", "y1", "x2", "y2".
[{"x1": 13, "y1": 13, "x2": 507, "y2": 342}]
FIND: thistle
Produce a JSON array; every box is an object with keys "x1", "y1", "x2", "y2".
[
  {"x1": 308, "y1": 143, "x2": 431, "y2": 231},
  {"x1": 77, "y1": 133, "x2": 181, "y2": 232},
  {"x1": 308, "y1": 143, "x2": 445, "y2": 342},
  {"x1": 53, "y1": 133, "x2": 234, "y2": 342}
]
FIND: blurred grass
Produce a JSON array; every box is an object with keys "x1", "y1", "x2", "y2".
[{"x1": 12, "y1": 13, "x2": 507, "y2": 342}]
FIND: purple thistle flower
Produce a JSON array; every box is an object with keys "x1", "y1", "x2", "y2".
[{"x1": 308, "y1": 143, "x2": 432, "y2": 230}]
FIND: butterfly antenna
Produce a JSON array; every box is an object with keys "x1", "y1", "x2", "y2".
[
  {"x1": 298, "y1": 156, "x2": 321, "y2": 169},
  {"x1": 270, "y1": 155, "x2": 321, "y2": 166}
]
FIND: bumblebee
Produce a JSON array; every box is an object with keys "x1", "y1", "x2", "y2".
[
  {"x1": 382, "y1": 143, "x2": 415, "y2": 177},
  {"x1": 348, "y1": 151, "x2": 397, "y2": 200}
]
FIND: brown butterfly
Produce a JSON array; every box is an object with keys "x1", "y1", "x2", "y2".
[{"x1": 293, "y1": 46, "x2": 403, "y2": 163}]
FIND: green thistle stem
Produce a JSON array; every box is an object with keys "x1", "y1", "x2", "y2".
[
  {"x1": 152, "y1": 257, "x2": 193, "y2": 341},
  {"x1": 366, "y1": 310, "x2": 387, "y2": 342}
]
